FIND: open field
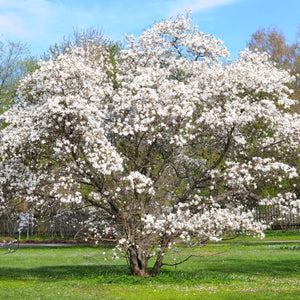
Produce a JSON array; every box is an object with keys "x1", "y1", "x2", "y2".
[{"x1": 0, "y1": 234, "x2": 299, "y2": 299}]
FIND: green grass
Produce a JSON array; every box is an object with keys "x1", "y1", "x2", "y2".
[
  {"x1": 263, "y1": 230, "x2": 300, "y2": 240},
  {"x1": 0, "y1": 238, "x2": 299, "y2": 299},
  {"x1": 219, "y1": 230, "x2": 300, "y2": 242}
]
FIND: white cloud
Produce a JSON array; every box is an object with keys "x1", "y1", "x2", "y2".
[
  {"x1": 0, "y1": 0, "x2": 53, "y2": 18},
  {"x1": 0, "y1": 0, "x2": 56, "y2": 39},
  {"x1": 0, "y1": 13, "x2": 23, "y2": 36},
  {"x1": 168, "y1": 0, "x2": 243, "y2": 15},
  {"x1": 0, "y1": 0, "x2": 245, "y2": 55}
]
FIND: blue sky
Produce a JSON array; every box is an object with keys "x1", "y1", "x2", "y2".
[{"x1": 0, "y1": 0, "x2": 299, "y2": 58}]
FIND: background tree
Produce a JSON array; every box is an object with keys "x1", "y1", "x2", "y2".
[
  {"x1": 1, "y1": 14, "x2": 299, "y2": 277},
  {"x1": 43, "y1": 26, "x2": 105, "y2": 60},
  {"x1": 247, "y1": 26, "x2": 300, "y2": 107},
  {"x1": 0, "y1": 40, "x2": 37, "y2": 237},
  {"x1": 0, "y1": 40, "x2": 37, "y2": 119},
  {"x1": 43, "y1": 26, "x2": 121, "y2": 65}
]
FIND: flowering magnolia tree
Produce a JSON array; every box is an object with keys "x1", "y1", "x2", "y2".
[{"x1": 1, "y1": 14, "x2": 300, "y2": 277}]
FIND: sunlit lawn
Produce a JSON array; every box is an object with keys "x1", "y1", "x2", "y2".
[{"x1": 0, "y1": 233, "x2": 299, "y2": 299}]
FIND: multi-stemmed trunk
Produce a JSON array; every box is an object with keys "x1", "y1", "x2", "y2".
[
  {"x1": 128, "y1": 245, "x2": 166, "y2": 277},
  {"x1": 128, "y1": 245, "x2": 149, "y2": 277}
]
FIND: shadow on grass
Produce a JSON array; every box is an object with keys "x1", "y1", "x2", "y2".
[
  {"x1": 203, "y1": 257, "x2": 300, "y2": 277},
  {"x1": 0, "y1": 254, "x2": 299, "y2": 284},
  {"x1": 0, "y1": 264, "x2": 131, "y2": 282}
]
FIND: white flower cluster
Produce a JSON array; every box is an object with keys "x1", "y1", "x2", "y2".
[
  {"x1": 124, "y1": 171, "x2": 155, "y2": 195},
  {"x1": 224, "y1": 157, "x2": 298, "y2": 189},
  {"x1": 141, "y1": 202, "x2": 265, "y2": 244},
  {"x1": 0, "y1": 160, "x2": 40, "y2": 211},
  {"x1": 258, "y1": 193, "x2": 300, "y2": 224}
]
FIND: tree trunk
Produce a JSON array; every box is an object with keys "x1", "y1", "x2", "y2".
[
  {"x1": 149, "y1": 251, "x2": 164, "y2": 277},
  {"x1": 128, "y1": 246, "x2": 148, "y2": 277}
]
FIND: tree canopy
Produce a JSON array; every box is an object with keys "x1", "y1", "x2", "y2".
[{"x1": 1, "y1": 13, "x2": 299, "y2": 277}]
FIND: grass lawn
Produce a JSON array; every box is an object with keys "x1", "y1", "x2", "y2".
[
  {"x1": 0, "y1": 233, "x2": 299, "y2": 299},
  {"x1": 227, "y1": 230, "x2": 300, "y2": 242}
]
